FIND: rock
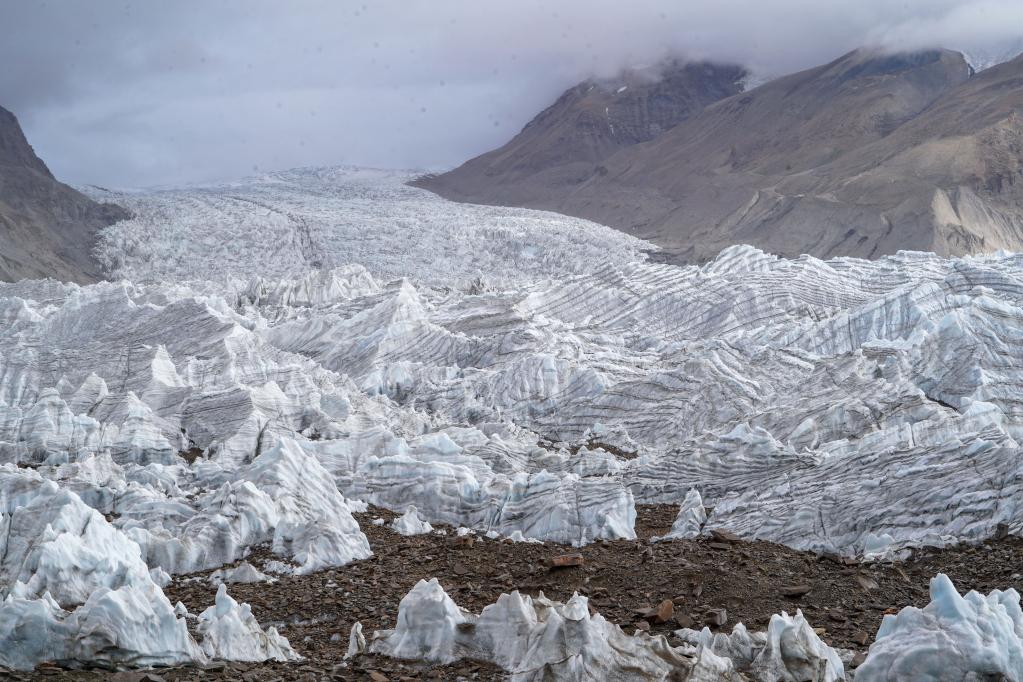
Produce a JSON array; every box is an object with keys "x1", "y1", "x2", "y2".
[
  {"x1": 452, "y1": 562, "x2": 470, "y2": 576},
  {"x1": 853, "y1": 631, "x2": 870, "y2": 646},
  {"x1": 851, "y1": 651, "x2": 867, "y2": 668},
  {"x1": 781, "y1": 584, "x2": 812, "y2": 598},
  {"x1": 637, "y1": 599, "x2": 675, "y2": 623},
  {"x1": 708, "y1": 542, "x2": 732, "y2": 551},
  {"x1": 709, "y1": 529, "x2": 743, "y2": 543},
  {"x1": 368, "y1": 672, "x2": 388, "y2": 682},
  {"x1": 634, "y1": 620, "x2": 651, "y2": 632},
  {"x1": 828, "y1": 610, "x2": 847, "y2": 623},
  {"x1": 653, "y1": 599, "x2": 674, "y2": 623},
  {"x1": 856, "y1": 574, "x2": 879, "y2": 591},
  {"x1": 995, "y1": 522, "x2": 1010, "y2": 540},
  {"x1": 549, "y1": 553, "x2": 585, "y2": 568},
  {"x1": 706, "y1": 608, "x2": 728, "y2": 627}
]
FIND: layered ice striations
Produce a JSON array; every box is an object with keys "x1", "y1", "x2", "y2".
[
  {"x1": 3, "y1": 166, "x2": 1023, "y2": 672},
  {"x1": 88, "y1": 167, "x2": 650, "y2": 287},
  {"x1": 7, "y1": 222, "x2": 1023, "y2": 556}
]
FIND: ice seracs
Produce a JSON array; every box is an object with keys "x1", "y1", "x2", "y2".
[
  {"x1": 0, "y1": 582, "x2": 203, "y2": 671},
  {"x1": 0, "y1": 475, "x2": 201, "y2": 669},
  {"x1": 7, "y1": 198, "x2": 1023, "y2": 556},
  {"x1": 676, "y1": 611, "x2": 845, "y2": 681},
  {"x1": 0, "y1": 468, "x2": 299, "y2": 670},
  {"x1": 368, "y1": 579, "x2": 846, "y2": 681},
  {"x1": 653, "y1": 488, "x2": 706, "y2": 541},
  {"x1": 5, "y1": 167, "x2": 1023, "y2": 671},
  {"x1": 197, "y1": 584, "x2": 299, "y2": 663},
  {"x1": 389, "y1": 505, "x2": 434, "y2": 535},
  {"x1": 128, "y1": 438, "x2": 371, "y2": 575},
  {"x1": 856, "y1": 573, "x2": 1023, "y2": 681},
  {"x1": 0, "y1": 476, "x2": 153, "y2": 606}
]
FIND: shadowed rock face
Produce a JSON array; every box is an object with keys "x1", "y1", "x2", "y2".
[
  {"x1": 0, "y1": 105, "x2": 129, "y2": 283},
  {"x1": 418, "y1": 48, "x2": 1023, "y2": 263},
  {"x1": 413, "y1": 60, "x2": 747, "y2": 207}
]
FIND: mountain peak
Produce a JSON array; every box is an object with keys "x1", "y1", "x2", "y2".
[
  {"x1": 415, "y1": 58, "x2": 746, "y2": 204},
  {"x1": 0, "y1": 105, "x2": 53, "y2": 178},
  {"x1": 0, "y1": 104, "x2": 130, "y2": 282},
  {"x1": 416, "y1": 45, "x2": 1023, "y2": 264}
]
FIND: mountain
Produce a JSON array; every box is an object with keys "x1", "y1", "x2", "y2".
[
  {"x1": 0, "y1": 105, "x2": 129, "y2": 282},
  {"x1": 418, "y1": 48, "x2": 1023, "y2": 263},
  {"x1": 413, "y1": 59, "x2": 747, "y2": 207}
]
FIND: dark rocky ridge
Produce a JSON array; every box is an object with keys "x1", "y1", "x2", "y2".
[
  {"x1": 0, "y1": 105, "x2": 129, "y2": 283},
  {"x1": 413, "y1": 60, "x2": 747, "y2": 208},
  {"x1": 418, "y1": 48, "x2": 1023, "y2": 263}
]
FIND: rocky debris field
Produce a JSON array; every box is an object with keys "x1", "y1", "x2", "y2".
[{"x1": 10, "y1": 505, "x2": 1023, "y2": 681}]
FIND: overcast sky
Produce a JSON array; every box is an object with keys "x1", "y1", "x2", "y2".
[{"x1": 3, "y1": 1, "x2": 1022, "y2": 187}]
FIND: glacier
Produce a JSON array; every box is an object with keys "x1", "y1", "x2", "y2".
[
  {"x1": 856, "y1": 573, "x2": 1023, "y2": 680},
  {"x1": 0, "y1": 166, "x2": 1021, "y2": 672},
  {"x1": 369, "y1": 578, "x2": 846, "y2": 681},
  {"x1": 0, "y1": 472, "x2": 295, "y2": 670}
]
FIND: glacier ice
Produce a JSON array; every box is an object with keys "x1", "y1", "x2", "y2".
[
  {"x1": 9, "y1": 171, "x2": 1023, "y2": 556},
  {"x1": 1, "y1": 166, "x2": 1023, "y2": 670},
  {"x1": 125, "y1": 438, "x2": 371, "y2": 575},
  {"x1": 0, "y1": 584, "x2": 203, "y2": 671},
  {"x1": 389, "y1": 505, "x2": 434, "y2": 535},
  {"x1": 0, "y1": 476, "x2": 201, "y2": 670},
  {"x1": 197, "y1": 584, "x2": 299, "y2": 662},
  {"x1": 676, "y1": 611, "x2": 845, "y2": 681},
  {"x1": 89, "y1": 167, "x2": 650, "y2": 287},
  {"x1": 653, "y1": 488, "x2": 706, "y2": 541},
  {"x1": 368, "y1": 578, "x2": 845, "y2": 681},
  {"x1": 209, "y1": 561, "x2": 274, "y2": 585},
  {"x1": 856, "y1": 573, "x2": 1023, "y2": 681},
  {"x1": 0, "y1": 468, "x2": 295, "y2": 670}
]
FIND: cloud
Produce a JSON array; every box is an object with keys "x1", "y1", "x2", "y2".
[{"x1": 2, "y1": 1, "x2": 1021, "y2": 187}]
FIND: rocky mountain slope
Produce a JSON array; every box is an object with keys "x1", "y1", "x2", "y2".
[
  {"x1": 0, "y1": 105, "x2": 128, "y2": 282},
  {"x1": 419, "y1": 48, "x2": 1023, "y2": 263},
  {"x1": 412, "y1": 60, "x2": 746, "y2": 208}
]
